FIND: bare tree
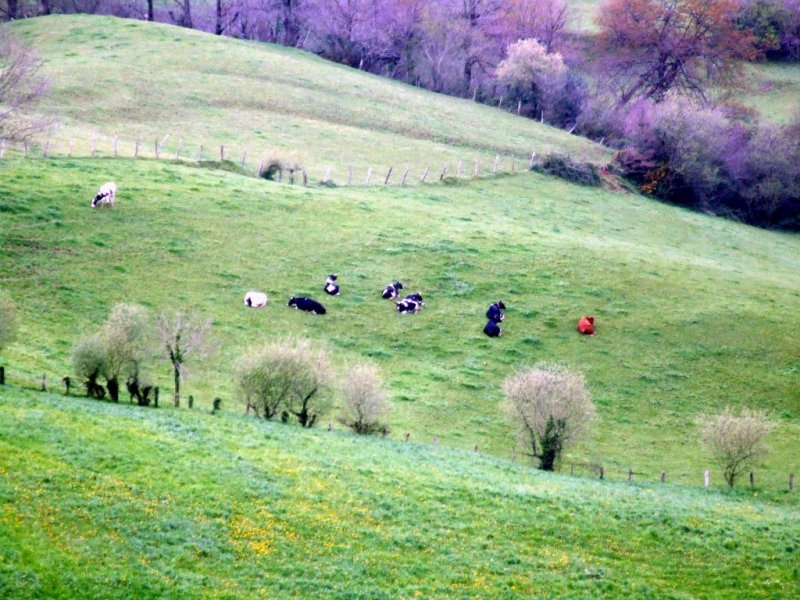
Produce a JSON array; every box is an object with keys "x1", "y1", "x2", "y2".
[
  {"x1": 235, "y1": 338, "x2": 333, "y2": 427},
  {"x1": 0, "y1": 29, "x2": 50, "y2": 143},
  {"x1": 503, "y1": 364, "x2": 595, "y2": 471},
  {"x1": 338, "y1": 361, "x2": 388, "y2": 434},
  {"x1": 156, "y1": 310, "x2": 212, "y2": 407},
  {"x1": 699, "y1": 407, "x2": 774, "y2": 488}
]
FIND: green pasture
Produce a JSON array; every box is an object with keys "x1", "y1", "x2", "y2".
[
  {"x1": 1, "y1": 156, "x2": 798, "y2": 489},
  {"x1": 1, "y1": 388, "x2": 798, "y2": 598}
]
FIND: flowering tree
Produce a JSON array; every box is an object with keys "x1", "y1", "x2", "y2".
[{"x1": 496, "y1": 38, "x2": 566, "y2": 119}]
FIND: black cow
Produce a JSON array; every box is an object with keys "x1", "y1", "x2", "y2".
[
  {"x1": 324, "y1": 274, "x2": 340, "y2": 296},
  {"x1": 396, "y1": 292, "x2": 424, "y2": 314},
  {"x1": 486, "y1": 300, "x2": 506, "y2": 323},
  {"x1": 288, "y1": 296, "x2": 327, "y2": 315},
  {"x1": 484, "y1": 320, "x2": 503, "y2": 337},
  {"x1": 381, "y1": 281, "x2": 404, "y2": 299}
]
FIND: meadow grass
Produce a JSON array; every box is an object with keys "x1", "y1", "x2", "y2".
[
  {"x1": 1, "y1": 156, "x2": 798, "y2": 490},
  {"x1": 1, "y1": 387, "x2": 798, "y2": 599},
  {"x1": 7, "y1": 15, "x2": 609, "y2": 181}
]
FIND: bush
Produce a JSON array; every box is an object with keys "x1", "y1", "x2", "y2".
[
  {"x1": 503, "y1": 364, "x2": 595, "y2": 471},
  {"x1": 101, "y1": 303, "x2": 151, "y2": 402},
  {"x1": 339, "y1": 362, "x2": 389, "y2": 435},
  {"x1": 534, "y1": 154, "x2": 600, "y2": 187},
  {"x1": 738, "y1": 0, "x2": 797, "y2": 59},
  {"x1": 235, "y1": 338, "x2": 333, "y2": 427},
  {"x1": 699, "y1": 407, "x2": 774, "y2": 487},
  {"x1": 72, "y1": 335, "x2": 107, "y2": 399}
]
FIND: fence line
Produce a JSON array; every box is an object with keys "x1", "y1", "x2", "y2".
[{"x1": 0, "y1": 133, "x2": 539, "y2": 188}]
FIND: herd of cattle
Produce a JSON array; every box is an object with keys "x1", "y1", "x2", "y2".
[{"x1": 92, "y1": 182, "x2": 596, "y2": 337}]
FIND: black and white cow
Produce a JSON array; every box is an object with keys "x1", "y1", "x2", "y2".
[
  {"x1": 244, "y1": 291, "x2": 268, "y2": 308},
  {"x1": 381, "y1": 281, "x2": 404, "y2": 299},
  {"x1": 91, "y1": 182, "x2": 116, "y2": 208},
  {"x1": 486, "y1": 300, "x2": 506, "y2": 323},
  {"x1": 288, "y1": 296, "x2": 327, "y2": 315},
  {"x1": 483, "y1": 319, "x2": 503, "y2": 337},
  {"x1": 396, "y1": 292, "x2": 424, "y2": 314},
  {"x1": 324, "y1": 274, "x2": 340, "y2": 296}
]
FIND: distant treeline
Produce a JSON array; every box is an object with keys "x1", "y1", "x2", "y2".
[{"x1": 3, "y1": 0, "x2": 799, "y2": 229}]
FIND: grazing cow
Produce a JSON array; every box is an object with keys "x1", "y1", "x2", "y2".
[
  {"x1": 396, "y1": 292, "x2": 424, "y2": 314},
  {"x1": 91, "y1": 182, "x2": 116, "y2": 208},
  {"x1": 577, "y1": 316, "x2": 595, "y2": 336},
  {"x1": 484, "y1": 319, "x2": 503, "y2": 337},
  {"x1": 324, "y1": 274, "x2": 340, "y2": 296},
  {"x1": 381, "y1": 281, "x2": 404, "y2": 300},
  {"x1": 486, "y1": 300, "x2": 506, "y2": 323},
  {"x1": 244, "y1": 291, "x2": 268, "y2": 308},
  {"x1": 288, "y1": 296, "x2": 327, "y2": 315}
]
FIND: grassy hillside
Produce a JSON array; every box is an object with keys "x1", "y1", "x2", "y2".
[
  {"x1": 1, "y1": 388, "x2": 798, "y2": 598},
  {"x1": 1, "y1": 155, "x2": 798, "y2": 489},
  {"x1": 7, "y1": 15, "x2": 609, "y2": 180}
]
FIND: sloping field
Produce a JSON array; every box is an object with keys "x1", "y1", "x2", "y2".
[
  {"x1": 1, "y1": 156, "x2": 798, "y2": 489},
  {"x1": 1, "y1": 388, "x2": 798, "y2": 598},
  {"x1": 8, "y1": 15, "x2": 609, "y2": 179}
]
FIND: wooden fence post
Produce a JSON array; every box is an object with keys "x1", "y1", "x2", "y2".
[
  {"x1": 198, "y1": 145, "x2": 204, "y2": 161},
  {"x1": 220, "y1": 145, "x2": 224, "y2": 162},
  {"x1": 474, "y1": 160, "x2": 479, "y2": 177},
  {"x1": 472, "y1": 88, "x2": 477, "y2": 102},
  {"x1": 0, "y1": 366, "x2": 5, "y2": 385},
  {"x1": 420, "y1": 166, "x2": 429, "y2": 183},
  {"x1": 365, "y1": 166, "x2": 372, "y2": 185},
  {"x1": 790, "y1": 473, "x2": 795, "y2": 492},
  {"x1": 492, "y1": 155, "x2": 499, "y2": 174},
  {"x1": 704, "y1": 469, "x2": 710, "y2": 488},
  {"x1": 114, "y1": 136, "x2": 119, "y2": 157},
  {"x1": 91, "y1": 134, "x2": 97, "y2": 157},
  {"x1": 384, "y1": 165, "x2": 393, "y2": 185},
  {"x1": 40, "y1": 373, "x2": 46, "y2": 392},
  {"x1": 155, "y1": 138, "x2": 160, "y2": 159},
  {"x1": 240, "y1": 150, "x2": 247, "y2": 168},
  {"x1": 529, "y1": 151, "x2": 536, "y2": 169},
  {"x1": 68, "y1": 140, "x2": 74, "y2": 157},
  {"x1": 0, "y1": 139, "x2": 6, "y2": 160},
  {"x1": 456, "y1": 160, "x2": 462, "y2": 179},
  {"x1": 433, "y1": 435, "x2": 437, "y2": 447},
  {"x1": 348, "y1": 166, "x2": 353, "y2": 185},
  {"x1": 517, "y1": 100, "x2": 522, "y2": 115},
  {"x1": 661, "y1": 471, "x2": 666, "y2": 483},
  {"x1": 749, "y1": 472, "x2": 755, "y2": 488},
  {"x1": 439, "y1": 163, "x2": 448, "y2": 180},
  {"x1": 134, "y1": 139, "x2": 139, "y2": 158},
  {"x1": 328, "y1": 423, "x2": 332, "y2": 432},
  {"x1": 158, "y1": 135, "x2": 169, "y2": 157},
  {"x1": 497, "y1": 95, "x2": 503, "y2": 108},
  {"x1": 511, "y1": 446, "x2": 516, "y2": 463},
  {"x1": 175, "y1": 138, "x2": 183, "y2": 160},
  {"x1": 257, "y1": 159, "x2": 264, "y2": 177},
  {"x1": 289, "y1": 169, "x2": 295, "y2": 185},
  {"x1": 323, "y1": 166, "x2": 331, "y2": 183},
  {"x1": 599, "y1": 466, "x2": 604, "y2": 480},
  {"x1": 401, "y1": 166, "x2": 409, "y2": 186},
  {"x1": 628, "y1": 469, "x2": 633, "y2": 481},
  {"x1": 570, "y1": 464, "x2": 574, "y2": 476},
  {"x1": 404, "y1": 432, "x2": 410, "y2": 443},
  {"x1": 302, "y1": 170, "x2": 308, "y2": 186},
  {"x1": 511, "y1": 154, "x2": 515, "y2": 173},
  {"x1": 474, "y1": 444, "x2": 479, "y2": 454},
  {"x1": 42, "y1": 141, "x2": 50, "y2": 158}
]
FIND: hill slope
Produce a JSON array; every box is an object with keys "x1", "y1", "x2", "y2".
[
  {"x1": 9, "y1": 15, "x2": 610, "y2": 178},
  {"x1": 1, "y1": 156, "x2": 798, "y2": 488},
  {"x1": 1, "y1": 388, "x2": 798, "y2": 598}
]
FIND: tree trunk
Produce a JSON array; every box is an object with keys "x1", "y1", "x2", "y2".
[
  {"x1": 216, "y1": 0, "x2": 223, "y2": 35},
  {"x1": 173, "y1": 363, "x2": 181, "y2": 407},
  {"x1": 107, "y1": 377, "x2": 119, "y2": 403},
  {"x1": 148, "y1": 0, "x2": 154, "y2": 22}
]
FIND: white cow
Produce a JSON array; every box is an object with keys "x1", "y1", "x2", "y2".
[
  {"x1": 92, "y1": 182, "x2": 117, "y2": 208},
  {"x1": 244, "y1": 291, "x2": 268, "y2": 308}
]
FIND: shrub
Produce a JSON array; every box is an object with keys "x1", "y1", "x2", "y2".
[
  {"x1": 339, "y1": 362, "x2": 389, "y2": 435},
  {"x1": 72, "y1": 335, "x2": 107, "y2": 399},
  {"x1": 235, "y1": 338, "x2": 333, "y2": 427},
  {"x1": 503, "y1": 364, "x2": 595, "y2": 471},
  {"x1": 534, "y1": 154, "x2": 600, "y2": 186},
  {"x1": 699, "y1": 407, "x2": 774, "y2": 487}
]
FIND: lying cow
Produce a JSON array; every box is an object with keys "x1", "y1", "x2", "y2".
[
  {"x1": 324, "y1": 274, "x2": 340, "y2": 296},
  {"x1": 577, "y1": 316, "x2": 595, "y2": 336},
  {"x1": 91, "y1": 182, "x2": 116, "y2": 208},
  {"x1": 396, "y1": 292, "x2": 424, "y2": 314},
  {"x1": 288, "y1": 296, "x2": 327, "y2": 315},
  {"x1": 244, "y1": 291, "x2": 268, "y2": 308},
  {"x1": 484, "y1": 319, "x2": 503, "y2": 337},
  {"x1": 382, "y1": 281, "x2": 404, "y2": 300},
  {"x1": 486, "y1": 300, "x2": 506, "y2": 323}
]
